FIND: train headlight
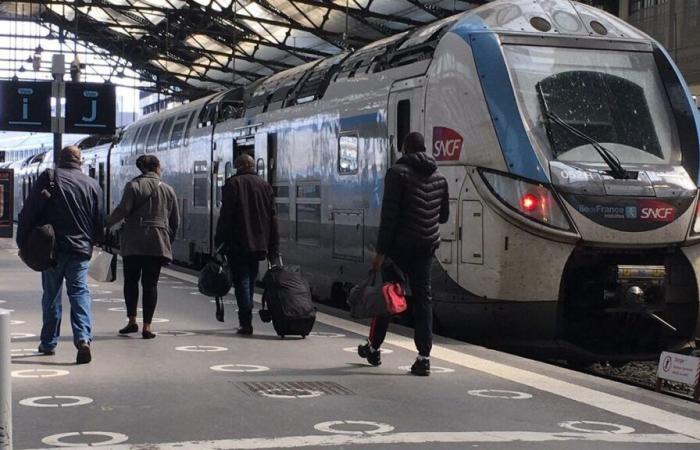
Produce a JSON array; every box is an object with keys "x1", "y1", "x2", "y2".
[{"x1": 479, "y1": 169, "x2": 573, "y2": 231}]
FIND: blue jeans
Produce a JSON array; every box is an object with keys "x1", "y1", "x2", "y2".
[
  {"x1": 40, "y1": 252, "x2": 92, "y2": 350},
  {"x1": 229, "y1": 254, "x2": 259, "y2": 328}
]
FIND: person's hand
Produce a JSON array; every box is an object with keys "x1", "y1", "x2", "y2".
[{"x1": 371, "y1": 254, "x2": 385, "y2": 272}]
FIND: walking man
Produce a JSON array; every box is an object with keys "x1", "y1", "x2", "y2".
[
  {"x1": 358, "y1": 132, "x2": 449, "y2": 376},
  {"x1": 215, "y1": 154, "x2": 279, "y2": 335},
  {"x1": 17, "y1": 145, "x2": 104, "y2": 364},
  {"x1": 106, "y1": 155, "x2": 179, "y2": 339}
]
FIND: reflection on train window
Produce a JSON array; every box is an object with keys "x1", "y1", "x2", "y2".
[
  {"x1": 338, "y1": 134, "x2": 359, "y2": 174},
  {"x1": 169, "y1": 113, "x2": 190, "y2": 149},
  {"x1": 98, "y1": 163, "x2": 105, "y2": 192},
  {"x1": 146, "y1": 122, "x2": 162, "y2": 152},
  {"x1": 397, "y1": 99, "x2": 411, "y2": 152},
  {"x1": 193, "y1": 177, "x2": 208, "y2": 208},
  {"x1": 135, "y1": 124, "x2": 151, "y2": 154},
  {"x1": 296, "y1": 203, "x2": 321, "y2": 246},
  {"x1": 277, "y1": 202, "x2": 290, "y2": 241},
  {"x1": 224, "y1": 162, "x2": 233, "y2": 180},
  {"x1": 256, "y1": 158, "x2": 265, "y2": 177},
  {"x1": 297, "y1": 184, "x2": 321, "y2": 198},
  {"x1": 157, "y1": 116, "x2": 176, "y2": 152},
  {"x1": 274, "y1": 185, "x2": 289, "y2": 197},
  {"x1": 193, "y1": 160, "x2": 208, "y2": 208},
  {"x1": 183, "y1": 112, "x2": 196, "y2": 146}
]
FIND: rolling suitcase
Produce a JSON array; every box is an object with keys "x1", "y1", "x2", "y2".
[{"x1": 260, "y1": 264, "x2": 316, "y2": 338}]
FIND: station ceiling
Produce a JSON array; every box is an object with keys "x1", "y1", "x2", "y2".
[{"x1": 0, "y1": 0, "x2": 486, "y2": 99}]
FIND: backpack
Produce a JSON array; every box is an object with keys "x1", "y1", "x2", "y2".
[{"x1": 18, "y1": 170, "x2": 56, "y2": 272}]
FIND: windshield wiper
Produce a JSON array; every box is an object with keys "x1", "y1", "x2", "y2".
[{"x1": 544, "y1": 111, "x2": 630, "y2": 180}]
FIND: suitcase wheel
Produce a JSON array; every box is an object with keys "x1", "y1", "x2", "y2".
[
  {"x1": 302, "y1": 334, "x2": 306, "y2": 339},
  {"x1": 280, "y1": 335, "x2": 285, "y2": 339}
]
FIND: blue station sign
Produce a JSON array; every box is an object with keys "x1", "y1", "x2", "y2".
[
  {"x1": 0, "y1": 80, "x2": 52, "y2": 132},
  {"x1": 65, "y1": 82, "x2": 116, "y2": 134}
]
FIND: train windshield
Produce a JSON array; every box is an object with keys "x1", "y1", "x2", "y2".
[{"x1": 504, "y1": 45, "x2": 682, "y2": 166}]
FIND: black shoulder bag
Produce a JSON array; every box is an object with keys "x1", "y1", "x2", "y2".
[{"x1": 18, "y1": 170, "x2": 57, "y2": 271}]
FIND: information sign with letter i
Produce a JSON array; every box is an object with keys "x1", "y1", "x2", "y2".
[{"x1": 0, "y1": 80, "x2": 52, "y2": 132}]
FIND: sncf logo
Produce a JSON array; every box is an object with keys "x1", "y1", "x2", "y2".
[
  {"x1": 432, "y1": 127, "x2": 463, "y2": 161},
  {"x1": 638, "y1": 200, "x2": 676, "y2": 222}
]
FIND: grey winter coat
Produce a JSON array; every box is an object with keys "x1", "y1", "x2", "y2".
[{"x1": 106, "y1": 172, "x2": 179, "y2": 261}]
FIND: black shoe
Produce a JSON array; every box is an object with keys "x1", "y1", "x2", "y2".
[
  {"x1": 142, "y1": 331, "x2": 156, "y2": 339},
  {"x1": 236, "y1": 326, "x2": 253, "y2": 336},
  {"x1": 76, "y1": 341, "x2": 91, "y2": 365},
  {"x1": 358, "y1": 343, "x2": 381, "y2": 366},
  {"x1": 119, "y1": 323, "x2": 139, "y2": 335},
  {"x1": 410, "y1": 358, "x2": 430, "y2": 376},
  {"x1": 37, "y1": 344, "x2": 55, "y2": 355}
]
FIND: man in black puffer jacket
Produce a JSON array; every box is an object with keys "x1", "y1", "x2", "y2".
[{"x1": 358, "y1": 132, "x2": 449, "y2": 376}]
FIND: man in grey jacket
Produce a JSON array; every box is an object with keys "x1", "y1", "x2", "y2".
[{"x1": 106, "y1": 155, "x2": 179, "y2": 339}]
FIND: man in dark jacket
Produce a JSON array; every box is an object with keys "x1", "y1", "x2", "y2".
[
  {"x1": 215, "y1": 154, "x2": 279, "y2": 335},
  {"x1": 358, "y1": 132, "x2": 449, "y2": 376},
  {"x1": 17, "y1": 145, "x2": 104, "y2": 364}
]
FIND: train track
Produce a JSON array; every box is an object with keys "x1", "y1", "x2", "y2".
[{"x1": 582, "y1": 360, "x2": 698, "y2": 402}]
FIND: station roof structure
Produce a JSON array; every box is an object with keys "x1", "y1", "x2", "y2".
[{"x1": 0, "y1": 0, "x2": 487, "y2": 100}]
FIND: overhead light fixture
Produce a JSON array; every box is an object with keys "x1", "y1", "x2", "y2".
[
  {"x1": 117, "y1": 69, "x2": 125, "y2": 78},
  {"x1": 35, "y1": 45, "x2": 43, "y2": 54},
  {"x1": 26, "y1": 55, "x2": 33, "y2": 63},
  {"x1": 18, "y1": 65, "x2": 26, "y2": 73},
  {"x1": 44, "y1": 31, "x2": 56, "y2": 40}
]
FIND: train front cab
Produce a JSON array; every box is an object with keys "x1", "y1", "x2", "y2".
[{"x1": 425, "y1": 0, "x2": 700, "y2": 360}]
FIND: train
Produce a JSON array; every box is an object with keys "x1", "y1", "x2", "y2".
[{"x1": 10, "y1": 0, "x2": 700, "y2": 361}]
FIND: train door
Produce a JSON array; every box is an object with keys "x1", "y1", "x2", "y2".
[
  {"x1": 211, "y1": 133, "x2": 234, "y2": 253},
  {"x1": 387, "y1": 77, "x2": 426, "y2": 164}
]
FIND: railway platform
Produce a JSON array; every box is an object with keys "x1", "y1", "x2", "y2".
[{"x1": 2, "y1": 237, "x2": 700, "y2": 450}]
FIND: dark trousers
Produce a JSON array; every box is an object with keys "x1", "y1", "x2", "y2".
[
  {"x1": 369, "y1": 253, "x2": 434, "y2": 357},
  {"x1": 123, "y1": 255, "x2": 162, "y2": 324},
  {"x1": 229, "y1": 254, "x2": 259, "y2": 328}
]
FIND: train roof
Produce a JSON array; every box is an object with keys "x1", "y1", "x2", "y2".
[{"x1": 119, "y1": 0, "x2": 655, "y2": 133}]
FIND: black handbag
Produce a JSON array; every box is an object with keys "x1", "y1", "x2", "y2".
[{"x1": 198, "y1": 251, "x2": 232, "y2": 322}]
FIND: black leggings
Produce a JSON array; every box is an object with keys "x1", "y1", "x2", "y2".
[{"x1": 123, "y1": 255, "x2": 162, "y2": 324}]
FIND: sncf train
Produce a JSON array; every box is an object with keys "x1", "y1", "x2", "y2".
[{"x1": 13, "y1": 0, "x2": 700, "y2": 360}]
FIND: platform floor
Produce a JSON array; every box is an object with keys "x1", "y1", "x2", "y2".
[{"x1": 1, "y1": 238, "x2": 700, "y2": 449}]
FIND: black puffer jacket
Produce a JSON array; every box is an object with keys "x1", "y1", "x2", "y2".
[{"x1": 376, "y1": 152, "x2": 449, "y2": 257}]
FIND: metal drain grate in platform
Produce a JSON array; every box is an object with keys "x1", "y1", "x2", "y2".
[{"x1": 235, "y1": 381, "x2": 354, "y2": 398}]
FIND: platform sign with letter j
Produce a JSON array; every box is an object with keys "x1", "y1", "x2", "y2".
[
  {"x1": 0, "y1": 80, "x2": 52, "y2": 132},
  {"x1": 64, "y1": 82, "x2": 116, "y2": 134}
]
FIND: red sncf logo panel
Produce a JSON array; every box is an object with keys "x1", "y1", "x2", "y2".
[
  {"x1": 638, "y1": 200, "x2": 676, "y2": 222},
  {"x1": 432, "y1": 127, "x2": 463, "y2": 161}
]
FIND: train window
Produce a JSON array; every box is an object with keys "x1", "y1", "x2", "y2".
[
  {"x1": 183, "y1": 112, "x2": 196, "y2": 146},
  {"x1": 98, "y1": 163, "x2": 105, "y2": 192},
  {"x1": 135, "y1": 124, "x2": 151, "y2": 154},
  {"x1": 157, "y1": 116, "x2": 176, "y2": 152},
  {"x1": 169, "y1": 113, "x2": 190, "y2": 149},
  {"x1": 296, "y1": 182, "x2": 321, "y2": 246},
  {"x1": 287, "y1": 53, "x2": 348, "y2": 106},
  {"x1": 296, "y1": 202, "x2": 321, "y2": 246},
  {"x1": 193, "y1": 160, "x2": 208, "y2": 208},
  {"x1": 277, "y1": 203, "x2": 290, "y2": 241},
  {"x1": 338, "y1": 134, "x2": 359, "y2": 175},
  {"x1": 224, "y1": 162, "x2": 233, "y2": 180},
  {"x1": 297, "y1": 184, "x2": 321, "y2": 198},
  {"x1": 275, "y1": 183, "x2": 290, "y2": 241},
  {"x1": 397, "y1": 99, "x2": 411, "y2": 152},
  {"x1": 146, "y1": 122, "x2": 162, "y2": 152}
]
